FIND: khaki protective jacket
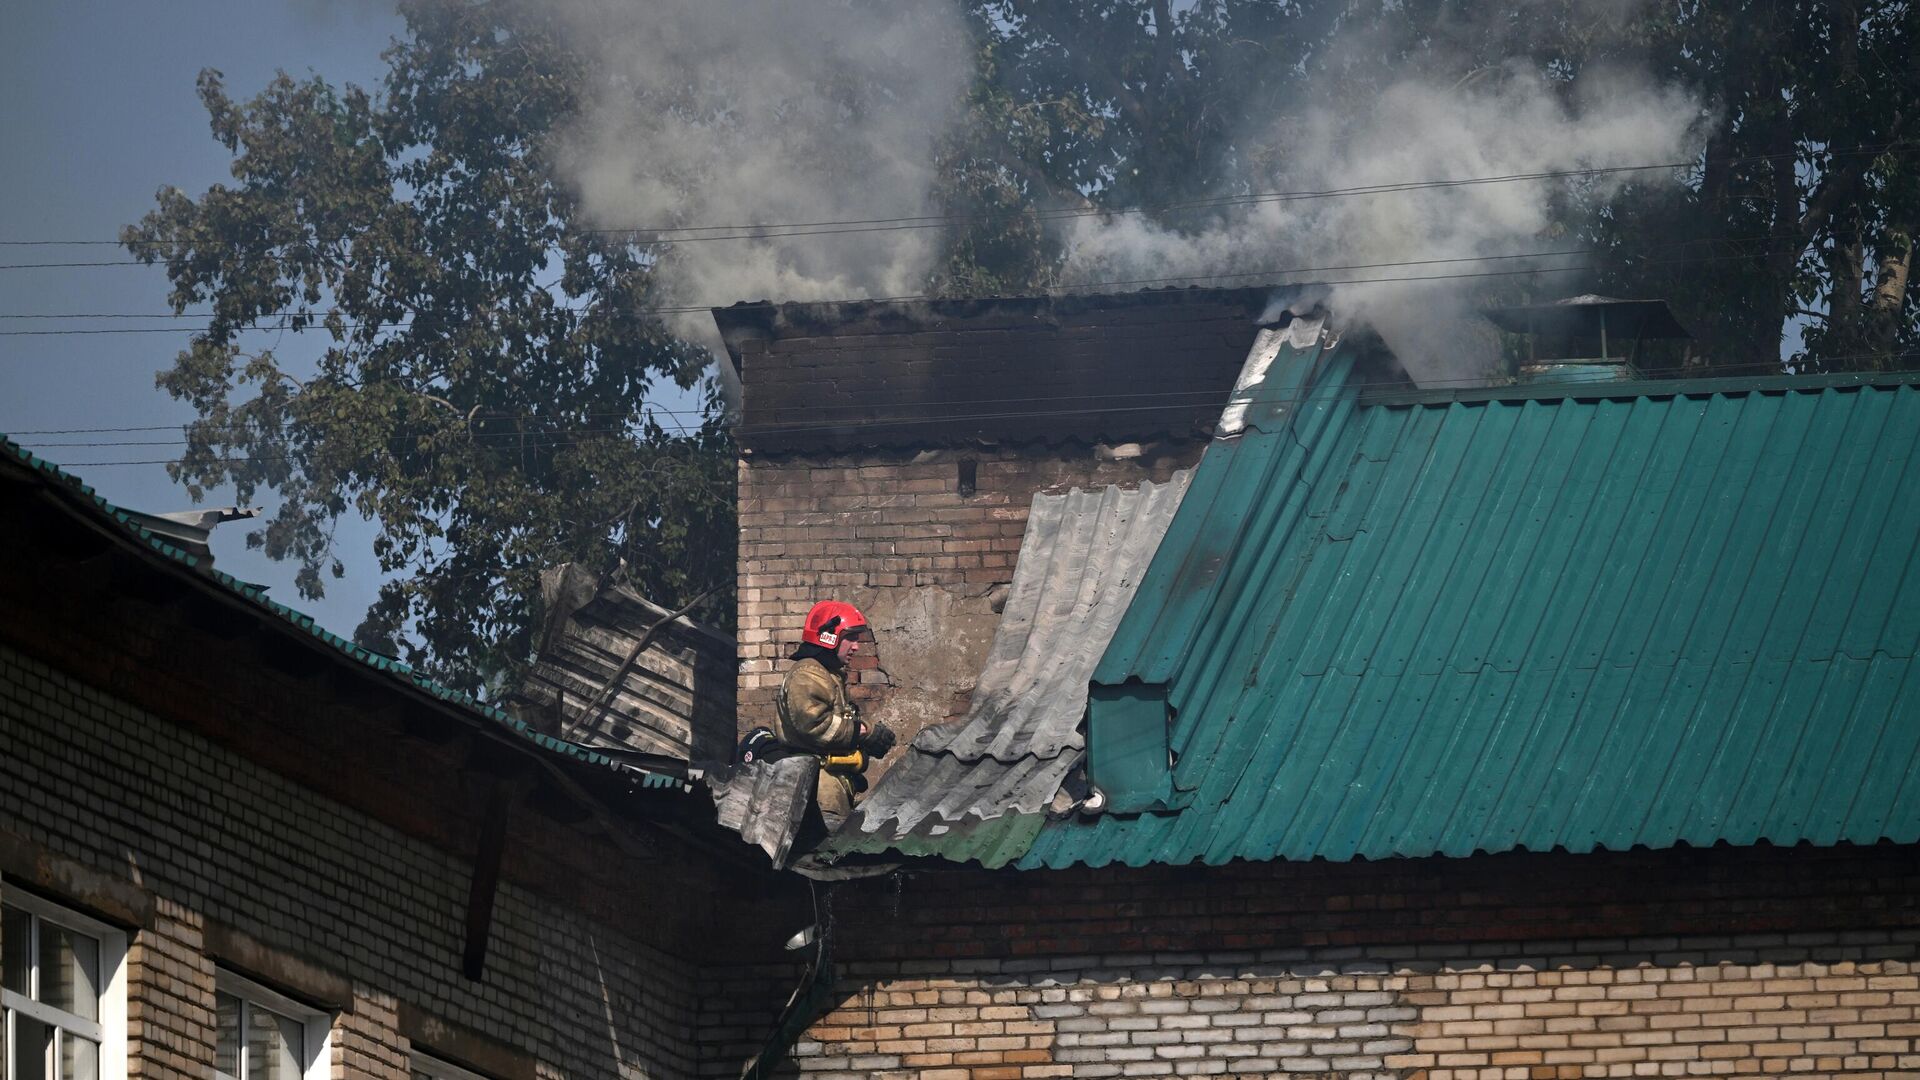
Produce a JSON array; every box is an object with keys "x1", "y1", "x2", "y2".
[
  {"x1": 774, "y1": 657, "x2": 862, "y2": 824},
  {"x1": 774, "y1": 657, "x2": 859, "y2": 753}
]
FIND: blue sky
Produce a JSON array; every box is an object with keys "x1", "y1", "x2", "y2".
[{"x1": 2, "y1": 2, "x2": 405, "y2": 634}]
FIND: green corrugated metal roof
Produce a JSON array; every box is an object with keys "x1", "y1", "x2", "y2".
[
  {"x1": 2, "y1": 436, "x2": 686, "y2": 789},
  {"x1": 1022, "y1": 353, "x2": 1920, "y2": 869},
  {"x1": 817, "y1": 811, "x2": 1044, "y2": 868}
]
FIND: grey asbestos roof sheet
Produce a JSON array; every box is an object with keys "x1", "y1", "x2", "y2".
[
  {"x1": 836, "y1": 471, "x2": 1192, "y2": 849},
  {"x1": 706, "y1": 755, "x2": 817, "y2": 868}
]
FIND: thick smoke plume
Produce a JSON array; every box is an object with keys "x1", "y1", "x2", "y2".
[
  {"x1": 549, "y1": 0, "x2": 971, "y2": 376},
  {"x1": 1065, "y1": 64, "x2": 1703, "y2": 384},
  {"x1": 549, "y1": 0, "x2": 1703, "y2": 388}
]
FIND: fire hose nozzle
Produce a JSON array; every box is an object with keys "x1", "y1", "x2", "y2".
[{"x1": 823, "y1": 749, "x2": 868, "y2": 772}]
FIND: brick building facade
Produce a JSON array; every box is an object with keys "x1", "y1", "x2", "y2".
[
  {"x1": 0, "y1": 440, "x2": 807, "y2": 1080},
  {"x1": 715, "y1": 294, "x2": 1920, "y2": 1080},
  {"x1": 8, "y1": 288, "x2": 1920, "y2": 1080},
  {"x1": 733, "y1": 845, "x2": 1920, "y2": 1079}
]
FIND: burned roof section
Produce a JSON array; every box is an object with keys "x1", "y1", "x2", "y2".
[
  {"x1": 818, "y1": 470, "x2": 1192, "y2": 869},
  {"x1": 509, "y1": 563, "x2": 737, "y2": 763},
  {"x1": 715, "y1": 286, "x2": 1302, "y2": 452}
]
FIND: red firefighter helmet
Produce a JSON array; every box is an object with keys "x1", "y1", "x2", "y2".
[{"x1": 802, "y1": 600, "x2": 869, "y2": 648}]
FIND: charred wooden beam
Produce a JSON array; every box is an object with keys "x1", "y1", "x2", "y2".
[{"x1": 462, "y1": 785, "x2": 513, "y2": 980}]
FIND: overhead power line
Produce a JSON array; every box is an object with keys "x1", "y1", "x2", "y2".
[
  {"x1": 0, "y1": 233, "x2": 1823, "y2": 336},
  {"x1": 0, "y1": 242, "x2": 1658, "y2": 320},
  {"x1": 25, "y1": 353, "x2": 1920, "y2": 467},
  {"x1": 6, "y1": 141, "x2": 1915, "y2": 257}
]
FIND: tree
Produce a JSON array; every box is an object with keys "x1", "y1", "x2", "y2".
[
  {"x1": 131, "y1": 0, "x2": 1920, "y2": 694},
  {"x1": 932, "y1": 0, "x2": 1321, "y2": 294},
  {"x1": 936, "y1": 0, "x2": 1920, "y2": 372},
  {"x1": 1579, "y1": 0, "x2": 1920, "y2": 373},
  {"x1": 124, "y1": 0, "x2": 732, "y2": 693}
]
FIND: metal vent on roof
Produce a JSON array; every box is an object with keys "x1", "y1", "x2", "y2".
[
  {"x1": 1483, "y1": 295, "x2": 1690, "y2": 384},
  {"x1": 119, "y1": 505, "x2": 261, "y2": 568}
]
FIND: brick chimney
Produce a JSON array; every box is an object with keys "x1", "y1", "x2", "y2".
[{"x1": 714, "y1": 287, "x2": 1297, "y2": 778}]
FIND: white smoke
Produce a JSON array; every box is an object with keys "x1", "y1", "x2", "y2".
[
  {"x1": 547, "y1": 0, "x2": 972, "y2": 375},
  {"x1": 545, "y1": 0, "x2": 1703, "y2": 389},
  {"x1": 1065, "y1": 63, "x2": 1704, "y2": 384}
]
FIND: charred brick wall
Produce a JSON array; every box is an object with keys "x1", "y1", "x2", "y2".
[
  {"x1": 724, "y1": 290, "x2": 1339, "y2": 773},
  {"x1": 735, "y1": 444, "x2": 1199, "y2": 765},
  {"x1": 702, "y1": 846, "x2": 1920, "y2": 1079},
  {"x1": 722, "y1": 291, "x2": 1273, "y2": 453}
]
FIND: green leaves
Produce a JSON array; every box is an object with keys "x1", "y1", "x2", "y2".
[
  {"x1": 936, "y1": 0, "x2": 1918, "y2": 370},
  {"x1": 125, "y1": 0, "x2": 1919, "y2": 691},
  {"x1": 124, "y1": 0, "x2": 732, "y2": 694}
]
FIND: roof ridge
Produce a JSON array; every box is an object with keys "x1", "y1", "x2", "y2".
[{"x1": 1, "y1": 435, "x2": 677, "y2": 783}]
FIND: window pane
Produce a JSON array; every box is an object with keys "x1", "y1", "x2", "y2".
[
  {"x1": 61, "y1": 1030, "x2": 101, "y2": 1080},
  {"x1": 12, "y1": 1011, "x2": 53, "y2": 1080},
  {"x1": 2, "y1": 904, "x2": 29, "y2": 994},
  {"x1": 412, "y1": 1054, "x2": 488, "y2": 1080},
  {"x1": 215, "y1": 991, "x2": 243, "y2": 1079},
  {"x1": 246, "y1": 1005, "x2": 305, "y2": 1080},
  {"x1": 37, "y1": 920, "x2": 100, "y2": 1021}
]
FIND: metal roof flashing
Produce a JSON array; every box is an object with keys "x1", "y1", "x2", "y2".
[{"x1": 1217, "y1": 315, "x2": 1329, "y2": 437}]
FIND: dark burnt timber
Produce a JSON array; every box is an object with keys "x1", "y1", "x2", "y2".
[
  {"x1": 509, "y1": 563, "x2": 736, "y2": 763},
  {"x1": 715, "y1": 286, "x2": 1305, "y2": 452}
]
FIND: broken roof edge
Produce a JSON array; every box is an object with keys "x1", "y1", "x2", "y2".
[
  {"x1": 811, "y1": 809, "x2": 1052, "y2": 873},
  {"x1": 0, "y1": 436, "x2": 688, "y2": 789},
  {"x1": 711, "y1": 284, "x2": 1309, "y2": 374},
  {"x1": 561, "y1": 567, "x2": 736, "y2": 656}
]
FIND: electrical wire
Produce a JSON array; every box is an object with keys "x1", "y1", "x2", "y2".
[
  {"x1": 0, "y1": 235, "x2": 1756, "y2": 320},
  {"x1": 31, "y1": 353, "x2": 1920, "y2": 466},
  {"x1": 4, "y1": 139, "x2": 1914, "y2": 249},
  {"x1": 0, "y1": 234, "x2": 1824, "y2": 336}
]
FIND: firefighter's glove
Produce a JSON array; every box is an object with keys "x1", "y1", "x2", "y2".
[{"x1": 858, "y1": 721, "x2": 898, "y2": 760}]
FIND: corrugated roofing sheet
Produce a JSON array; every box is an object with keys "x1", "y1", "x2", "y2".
[
  {"x1": 706, "y1": 756, "x2": 817, "y2": 867},
  {"x1": 1, "y1": 436, "x2": 684, "y2": 787},
  {"x1": 1022, "y1": 360, "x2": 1920, "y2": 869},
  {"x1": 825, "y1": 472, "x2": 1191, "y2": 865}
]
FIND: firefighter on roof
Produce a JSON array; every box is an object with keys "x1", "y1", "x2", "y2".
[{"x1": 771, "y1": 600, "x2": 896, "y2": 824}]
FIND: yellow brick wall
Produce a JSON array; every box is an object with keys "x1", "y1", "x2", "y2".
[
  {"x1": 1392, "y1": 960, "x2": 1920, "y2": 1078},
  {"x1": 770, "y1": 952, "x2": 1920, "y2": 1079},
  {"x1": 697, "y1": 850, "x2": 1920, "y2": 1080}
]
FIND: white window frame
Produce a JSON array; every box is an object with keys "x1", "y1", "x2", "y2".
[
  {"x1": 0, "y1": 880, "x2": 129, "y2": 1080},
  {"x1": 407, "y1": 1050, "x2": 493, "y2": 1080},
  {"x1": 212, "y1": 969, "x2": 332, "y2": 1080}
]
